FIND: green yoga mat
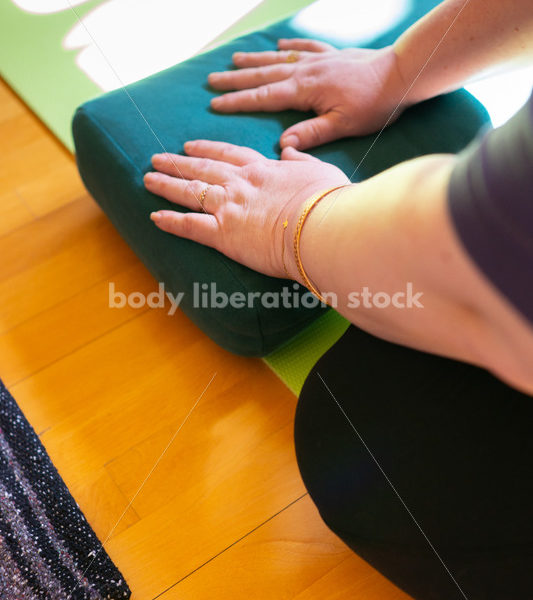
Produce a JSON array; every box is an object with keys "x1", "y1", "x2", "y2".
[
  {"x1": 0, "y1": 0, "x2": 314, "y2": 150},
  {"x1": 2, "y1": 0, "x2": 528, "y2": 395}
]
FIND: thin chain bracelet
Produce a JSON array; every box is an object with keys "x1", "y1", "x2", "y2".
[
  {"x1": 281, "y1": 219, "x2": 292, "y2": 279},
  {"x1": 293, "y1": 185, "x2": 347, "y2": 304}
]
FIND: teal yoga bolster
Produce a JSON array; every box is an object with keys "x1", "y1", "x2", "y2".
[{"x1": 72, "y1": 3, "x2": 490, "y2": 356}]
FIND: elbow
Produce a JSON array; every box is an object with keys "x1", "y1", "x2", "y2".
[
  {"x1": 488, "y1": 365, "x2": 533, "y2": 396},
  {"x1": 476, "y1": 325, "x2": 533, "y2": 396}
]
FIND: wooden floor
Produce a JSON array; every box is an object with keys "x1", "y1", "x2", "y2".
[{"x1": 0, "y1": 78, "x2": 410, "y2": 600}]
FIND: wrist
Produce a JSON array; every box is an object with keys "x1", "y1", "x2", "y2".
[
  {"x1": 276, "y1": 185, "x2": 350, "y2": 293},
  {"x1": 388, "y1": 44, "x2": 410, "y2": 99},
  {"x1": 392, "y1": 39, "x2": 447, "y2": 106},
  {"x1": 274, "y1": 192, "x2": 315, "y2": 283},
  {"x1": 372, "y1": 45, "x2": 416, "y2": 126}
]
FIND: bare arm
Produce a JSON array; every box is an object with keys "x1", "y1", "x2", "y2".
[
  {"x1": 208, "y1": 0, "x2": 533, "y2": 149},
  {"x1": 280, "y1": 155, "x2": 533, "y2": 394},
  {"x1": 395, "y1": 0, "x2": 533, "y2": 104}
]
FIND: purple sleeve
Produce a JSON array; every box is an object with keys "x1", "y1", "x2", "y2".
[{"x1": 447, "y1": 89, "x2": 533, "y2": 325}]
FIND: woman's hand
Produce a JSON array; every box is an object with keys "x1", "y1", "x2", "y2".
[
  {"x1": 208, "y1": 38, "x2": 408, "y2": 151},
  {"x1": 144, "y1": 140, "x2": 349, "y2": 277}
]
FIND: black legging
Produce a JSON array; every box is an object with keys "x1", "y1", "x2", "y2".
[{"x1": 294, "y1": 325, "x2": 533, "y2": 600}]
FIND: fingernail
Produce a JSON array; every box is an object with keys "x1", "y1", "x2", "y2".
[
  {"x1": 150, "y1": 212, "x2": 161, "y2": 222},
  {"x1": 144, "y1": 172, "x2": 156, "y2": 184},
  {"x1": 211, "y1": 97, "x2": 222, "y2": 108},
  {"x1": 281, "y1": 134, "x2": 299, "y2": 148},
  {"x1": 233, "y1": 52, "x2": 243, "y2": 61}
]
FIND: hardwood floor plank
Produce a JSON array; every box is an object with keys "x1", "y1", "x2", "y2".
[
  {"x1": 67, "y1": 467, "x2": 140, "y2": 542},
  {"x1": 102, "y1": 423, "x2": 303, "y2": 598},
  {"x1": 154, "y1": 495, "x2": 410, "y2": 600},
  {"x1": 0, "y1": 198, "x2": 137, "y2": 334},
  {"x1": 104, "y1": 369, "x2": 298, "y2": 519},
  {"x1": 0, "y1": 110, "x2": 47, "y2": 155},
  {"x1": 9, "y1": 306, "x2": 249, "y2": 433},
  {"x1": 0, "y1": 196, "x2": 102, "y2": 281},
  {"x1": 0, "y1": 79, "x2": 25, "y2": 123},
  {"x1": 0, "y1": 262, "x2": 156, "y2": 386},
  {"x1": 0, "y1": 190, "x2": 34, "y2": 237},
  {"x1": 16, "y1": 155, "x2": 87, "y2": 217},
  {"x1": 0, "y1": 80, "x2": 83, "y2": 217}
]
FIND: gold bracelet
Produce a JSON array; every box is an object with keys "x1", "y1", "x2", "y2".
[
  {"x1": 293, "y1": 185, "x2": 347, "y2": 304},
  {"x1": 281, "y1": 218, "x2": 292, "y2": 279}
]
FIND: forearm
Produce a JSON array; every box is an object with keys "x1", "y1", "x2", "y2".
[
  {"x1": 394, "y1": 0, "x2": 533, "y2": 104},
  {"x1": 282, "y1": 155, "x2": 533, "y2": 391}
]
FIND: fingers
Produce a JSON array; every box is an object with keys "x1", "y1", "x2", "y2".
[
  {"x1": 280, "y1": 112, "x2": 346, "y2": 150},
  {"x1": 231, "y1": 50, "x2": 307, "y2": 68},
  {"x1": 280, "y1": 146, "x2": 321, "y2": 162},
  {"x1": 151, "y1": 152, "x2": 235, "y2": 185},
  {"x1": 208, "y1": 63, "x2": 293, "y2": 91},
  {"x1": 228, "y1": 38, "x2": 335, "y2": 69},
  {"x1": 150, "y1": 210, "x2": 219, "y2": 248},
  {"x1": 184, "y1": 140, "x2": 264, "y2": 166},
  {"x1": 211, "y1": 79, "x2": 298, "y2": 113},
  {"x1": 277, "y1": 38, "x2": 335, "y2": 52},
  {"x1": 144, "y1": 172, "x2": 224, "y2": 213}
]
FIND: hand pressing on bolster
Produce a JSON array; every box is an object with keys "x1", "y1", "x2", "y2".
[
  {"x1": 208, "y1": 39, "x2": 408, "y2": 150},
  {"x1": 144, "y1": 140, "x2": 349, "y2": 278}
]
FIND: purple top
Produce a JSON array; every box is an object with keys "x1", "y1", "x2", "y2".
[{"x1": 448, "y1": 89, "x2": 533, "y2": 325}]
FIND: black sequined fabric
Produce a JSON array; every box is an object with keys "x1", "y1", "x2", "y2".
[{"x1": 0, "y1": 379, "x2": 131, "y2": 599}]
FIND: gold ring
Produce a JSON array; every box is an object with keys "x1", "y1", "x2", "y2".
[
  {"x1": 286, "y1": 50, "x2": 300, "y2": 63},
  {"x1": 199, "y1": 184, "x2": 210, "y2": 211}
]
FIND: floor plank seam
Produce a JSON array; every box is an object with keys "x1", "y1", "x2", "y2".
[
  {"x1": 151, "y1": 492, "x2": 309, "y2": 600},
  {"x1": 0, "y1": 262, "x2": 137, "y2": 338},
  {"x1": 0, "y1": 193, "x2": 89, "y2": 243},
  {"x1": 7, "y1": 308, "x2": 149, "y2": 391},
  {"x1": 12, "y1": 187, "x2": 38, "y2": 219}
]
